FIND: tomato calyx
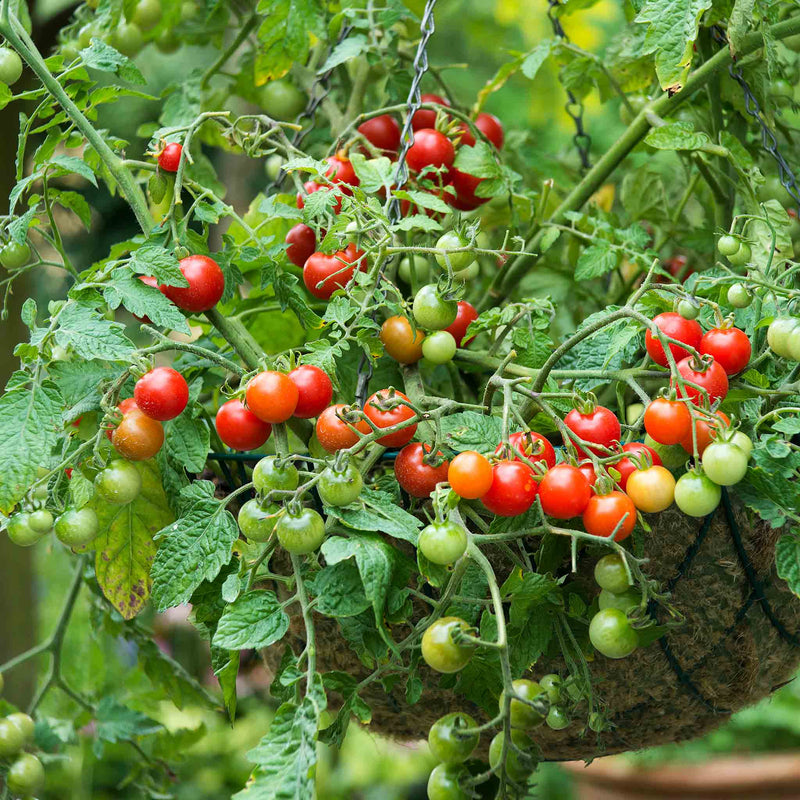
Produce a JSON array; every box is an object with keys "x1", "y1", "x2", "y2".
[{"x1": 570, "y1": 391, "x2": 598, "y2": 417}]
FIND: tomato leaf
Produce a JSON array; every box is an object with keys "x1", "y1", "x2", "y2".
[
  {"x1": 776, "y1": 531, "x2": 800, "y2": 599},
  {"x1": 255, "y1": 0, "x2": 326, "y2": 81},
  {"x1": 325, "y1": 487, "x2": 423, "y2": 544},
  {"x1": 54, "y1": 301, "x2": 135, "y2": 361},
  {"x1": 213, "y1": 590, "x2": 289, "y2": 650}
]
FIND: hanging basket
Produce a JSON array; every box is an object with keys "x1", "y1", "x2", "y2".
[{"x1": 263, "y1": 491, "x2": 800, "y2": 762}]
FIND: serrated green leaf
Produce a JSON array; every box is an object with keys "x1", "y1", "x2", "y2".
[
  {"x1": 776, "y1": 531, "x2": 800, "y2": 599},
  {"x1": 439, "y1": 411, "x2": 503, "y2": 453},
  {"x1": 644, "y1": 121, "x2": 711, "y2": 151},
  {"x1": 55, "y1": 302, "x2": 134, "y2": 361},
  {"x1": 325, "y1": 488, "x2": 422, "y2": 545},
  {"x1": 165, "y1": 415, "x2": 210, "y2": 472},
  {"x1": 129, "y1": 245, "x2": 188, "y2": 286},
  {"x1": 575, "y1": 241, "x2": 618, "y2": 281},
  {"x1": 521, "y1": 39, "x2": 556, "y2": 81},
  {"x1": 81, "y1": 38, "x2": 146, "y2": 84},
  {"x1": 213, "y1": 590, "x2": 289, "y2": 650},
  {"x1": 319, "y1": 34, "x2": 368, "y2": 73},
  {"x1": 255, "y1": 0, "x2": 326, "y2": 80},
  {"x1": 104, "y1": 268, "x2": 191, "y2": 333},
  {"x1": 309, "y1": 561, "x2": 371, "y2": 617},
  {"x1": 49, "y1": 154, "x2": 98, "y2": 187}
]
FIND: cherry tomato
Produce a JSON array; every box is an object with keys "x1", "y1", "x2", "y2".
[
  {"x1": 428, "y1": 712, "x2": 479, "y2": 764},
  {"x1": 6, "y1": 753, "x2": 45, "y2": 797},
  {"x1": 113, "y1": 409, "x2": 164, "y2": 460},
  {"x1": 158, "y1": 142, "x2": 182, "y2": 172},
  {"x1": 421, "y1": 616, "x2": 473, "y2": 673},
  {"x1": 699, "y1": 326, "x2": 751, "y2": 375},
  {"x1": 419, "y1": 520, "x2": 468, "y2": 565},
  {"x1": 134, "y1": 367, "x2": 189, "y2": 421},
  {"x1": 644, "y1": 397, "x2": 692, "y2": 446},
  {"x1": 406, "y1": 129, "x2": 455, "y2": 173},
  {"x1": 0, "y1": 718, "x2": 23, "y2": 757},
  {"x1": 94, "y1": 459, "x2": 142, "y2": 505},
  {"x1": 0, "y1": 47, "x2": 23, "y2": 86},
  {"x1": 276, "y1": 506, "x2": 326, "y2": 554},
  {"x1": 113, "y1": 21, "x2": 144, "y2": 56},
  {"x1": 459, "y1": 112, "x2": 504, "y2": 149},
  {"x1": 286, "y1": 364, "x2": 332, "y2": 419},
  {"x1": 675, "y1": 356, "x2": 729, "y2": 404},
  {"x1": 303, "y1": 244, "x2": 364, "y2": 300},
  {"x1": 489, "y1": 730, "x2": 536, "y2": 783},
  {"x1": 285, "y1": 223, "x2": 317, "y2": 268},
  {"x1": 767, "y1": 317, "x2": 799, "y2": 358},
  {"x1": 578, "y1": 461, "x2": 598, "y2": 486},
  {"x1": 538, "y1": 464, "x2": 592, "y2": 519},
  {"x1": 394, "y1": 443, "x2": 449, "y2": 498},
  {"x1": 564, "y1": 405, "x2": 621, "y2": 457},
  {"x1": 315, "y1": 404, "x2": 370, "y2": 452},
  {"x1": 594, "y1": 553, "x2": 631, "y2": 593},
  {"x1": 481, "y1": 461, "x2": 537, "y2": 517},
  {"x1": 645, "y1": 312, "x2": 702, "y2": 367},
  {"x1": 397, "y1": 255, "x2": 432, "y2": 284},
  {"x1": 252, "y1": 456, "x2": 299, "y2": 495},
  {"x1": 599, "y1": 588, "x2": 641, "y2": 613},
  {"x1": 679, "y1": 410, "x2": 730, "y2": 455},
  {"x1": 422, "y1": 331, "x2": 457, "y2": 364},
  {"x1": 702, "y1": 441, "x2": 749, "y2": 486},
  {"x1": 678, "y1": 299, "x2": 699, "y2": 320},
  {"x1": 729, "y1": 431, "x2": 753, "y2": 458},
  {"x1": 161, "y1": 254, "x2": 225, "y2": 313},
  {"x1": 444, "y1": 301, "x2": 478, "y2": 347},
  {"x1": 7, "y1": 513, "x2": 45, "y2": 547},
  {"x1": 611, "y1": 442, "x2": 662, "y2": 489},
  {"x1": 717, "y1": 234, "x2": 740, "y2": 257},
  {"x1": 448, "y1": 451, "x2": 493, "y2": 499},
  {"x1": 28, "y1": 509, "x2": 54, "y2": 534},
  {"x1": 589, "y1": 608, "x2": 637, "y2": 659},
  {"x1": 496, "y1": 430, "x2": 556, "y2": 470},
  {"x1": 727, "y1": 283, "x2": 752, "y2": 308},
  {"x1": 0, "y1": 241, "x2": 30, "y2": 269},
  {"x1": 427, "y1": 764, "x2": 469, "y2": 800},
  {"x1": 237, "y1": 499, "x2": 279, "y2": 542},
  {"x1": 583, "y1": 491, "x2": 637, "y2": 541},
  {"x1": 447, "y1": 167, "x2": 488, "y2": 210},
  {"x1": 325, "y1": 155, "x2": 359, "y2": 191},
  {"x1": 358, "y1": 114, "x2": 401, "y2": 156},
  {"x1": 546, "y1": 707, "x2": 570, "y2": 730},
  {"x1": 381, "y1": 315, "x2": 425, "y2": 364},
  {"x1": 133, "y1": 0, "x2": 162, "y2": 29},
  {"x1": 216, "y1": 398, "x2": 272, "y2": 451},
  {"x1": 501, "y1": 679, "x2": 547, "y2": 729},
  {"x1": 318, "y1": 463, "x2": 363, "y2": 506},
  {"x1": 246, "y1": 371, "x2": 299, "y2": 423},
  {"x1": 674, "y1": 469, "x2": 721, "y2": 517},
  {"x1": 259, "y1": 79, "x2": 305, "y2": 120},
  {"x1": 296, "y1": 179, "x2": 343, "y2": 214},
  {"x1": 364, "y1": 389, "x2": 417, "y2": 448},
  {"x1": 626, "y1": 465, "x2": 675, "y2": 512},
  {"x1": 413, "y1": 284, "x2": 458, "y2": 330},
  {"x1": 728, "y1": 240, "x2": 751, "y2": 266},
  {"x1": 411, "y1": 93, "x2": 449, "y2": 131},
  {"x1": 118, "y1": 397, "x2": 140, "y2": 415},
  {"x1": 539, "y1": 674, "x2": 562, "y2": 704},
  {"x1": 6, "y1": 713, "x2": 33, "y2": 744},
  {"x1": 434, "y1": 231, "x2": 474, "y2": 270},
  {"x1": 55, "y1": 507, "x2": 100, "y2": 547}
]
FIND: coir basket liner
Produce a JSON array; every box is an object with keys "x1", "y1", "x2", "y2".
[{"x1": 265, "y1": 491, "x2": 800, "y2": 761}]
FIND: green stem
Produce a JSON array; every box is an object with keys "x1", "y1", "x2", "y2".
[
  {"x1": 205, "y1": 308, "x2": 265, "y2": 370},
  {"x1": 201, "y1": 12, "x2": 258, "y2": 89}
]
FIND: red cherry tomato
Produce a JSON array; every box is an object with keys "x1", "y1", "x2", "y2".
[
  {"x1": 679, "y1": 410, "x2": 730, "y2": 455},
  {"x1": 411, "y1": 93, "x2": 450, "y2": 131},
  {"x1": 611, "y1": 442, "x2": 662, "y2": 489},
  {"x1": 216, "y1": 398, "x2": 272, "y2": 451},
  {"x1": 285, "y1": 223, "x2": 317, "y2": 268},
  {"x1": 406, "y1": 129, "x2": 455, "y2": 173},
  {"x1": 245, "y1": 371, "x2": 299, "y2": 423},
  {"x1": 481, "y1": 461, "x2": 537, "y2": 517},
  {"x1": 495, "y1": 431, "x2": 556, "y2": 470},
  {"x1": 443, "y1": 301, "x2": 478, "y2": 347},
  {"x1": 644, "y1": 397, "x2": 692, "y2": 445},
  {"x1": 459, "y1": 112, "x2": 504, "y2": 149},
  {"x1": 325, "y1": 155, "x2": 359, "y2": 191},
  {"x1": 288, "y1": 365, "x2": 333, "y2": 419},
  {"x1": 133, "y1": 367, "x2": 189, "y2": 421},
  {"x1": 358, "y1": 114, "x2": 401, "y2": 156},
  {"x1": 564, "y1": 406, "x2": 621, "y2": 457},
  {"x1": 364, "y1": 389, "x2": 417, "y2": 448},
  {"x1": 645, "y1": 312, "x2": 702, "y2": 367},
  {"x1": 538, "y1": 464, "x2": 592, "y2": 519},
  {"x1": 448, "y1": 168, "x2": 488, "y2": 210},
  {"x1": 656, "y1": 254, "x2": 693, "y2": 284},
  {"x1": 303, "y1": 244, "x2": 365, "y2": 300},
  {"x1": 157, "y1": 142, "x2": 182, "y2": 172},
  {"x1": 674, "y1": 356, "x2": 729, "y2": 404},
  {"x1": 699, "y1": 327, "x2": 751, "y2": 376},
  {"x1": 583, "y1": 491, "x2": 637, "y2": 541},
  {"x1": 160, "y1": 254, "x2": 225, "y2": 313},
  {"x1": 578, "y1": 461, "x2": 598, "y2": 486},
  {"x1": 315, "y1": 404, "x2": 370, "y2": 452},
  {"x1": 297, "y1": 180, "x2": 343, "y2": 214},
  {"x1": 394, "y1": 443, "x2": 449, "y2": 498},
  {"x1": 118, "y1": 397, "x2": 139, "y2": 415}
]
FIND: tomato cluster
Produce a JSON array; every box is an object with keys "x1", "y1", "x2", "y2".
[{"x1": 0, "y1": 706, "x2": 45, "y2": 798}]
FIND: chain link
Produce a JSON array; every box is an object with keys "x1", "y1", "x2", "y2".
[
  {"x1": 355, "y1": 0, "x2": 438, "y2": 407},
  {"x1": 547, "y1": 0, "x2": 592, "y2": 172},
  {"x1": 711, "y1": 26, "x2": 800, "y2": 216}
]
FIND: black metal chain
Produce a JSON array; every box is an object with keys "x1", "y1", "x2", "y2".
[
  {"x1": 547, "y1": 0, "x2": 592, "y2": 172},
  {"x1": 711, "y1": 25, "x2": 800, "y2": 216},
  {"x1": 354, "y1": 0, "x2": 438, "y2": 407}
]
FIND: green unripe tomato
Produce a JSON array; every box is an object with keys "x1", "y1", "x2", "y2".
[
  {"x1": 7, "y1": 513, "x2": 45, "y2": 547},
  {"x1": 434, "y1": 231, "x2": 473, "y2": 270},
  {"x1": 727, "y1": 283, "x2": 752, "y2": 308},
  {"x1": 78, "y1": 24, "x2": 96, "y2": 49},
  {"x1": 181, "y1": 1, "x2": 199, "y2": 20},
  {"x1": 729, "y1": 431, "x2": 753, "y2": 459},
  {"x1": 113, "y1": 22, "x2": 144, "y2": 57},
  {"x1": 489, "y1": 730, "x2": 536, "y2": 783},
  {"x1": 422, "y1": 331, "x2": 457, "y2": 365},
  {"x1": 94, "y1": 459, "x2": 142, "y2": 505},
  {"x1": 28, "y1": 509, "x2": 54, "y2": 534},
  {"x1": 7, "y1": 712, "x2": 35, "y2": 744},
  {"x1": 132, "y1": 0, "x2": 162, "y2": 30},
  {"x1": 265, "y1": 154, "x2": 283, "y2": 181},
  {"x1": 677, "y1": 299, "x2": 699, "y2": 320},
  {"x1": 258, "y1": 80, "x2": 306, "y2": 120},
  {"x1": 0, "y1": 241, "x2": 31, "y2": 270},
  {"x1": 428, "y1": 712, "x2": 479, "y2": 764},
  {"x1": 61, "y1": 40, "x2": 81, "y2": 61},
  {"x1": 674, "y1": 470, "x2": 721, "y2": 517},
  {"x1": 426, "y1": 763, "x2": 469, "y2": 800},
  {"x1": 253, "y1": 456, "x2": 299, "y2": 495},
  {"x1": 588, "y1": 711, "x2": 609, "y2": 732},
  {"x1": 397, "y1": 255, "x2": 431, "y2": 284},
  {"x1": 539, "y1": 674, "x2": 561, "y2": 704},
  {"x1": 317, "y1": 463, "x2": 363, "y2": 507},
  {"x1": 54, "y1": 507, "x2": 100, "y2": 547},
  {"x1": 500, "y1": 679, "x2": 547, "y2": 730},
  {"x1": 598, "y1": 588, "x2": 641, "y2": 613},
  {"x1": 593, "y1": 553, "x2": 631, "y2": 594},
  {"x1": 453, "y1": 260, "x2": 480, "y2": 281},
  {"x1": 413, "y1": 284, "x2": 457, "y2": 330},
  {"x1": 237, "y1": 499, "x2": 279, "y2": 543},
  {"x1": 701, "y1": 442, "x2": 749, "y2": 486},
  {"x1": 155, "y1": 29, "x2": 180, "y2": 54},
  {"x1": 625, "y1": 402, "x2": 645, "y2": 425},
  {"x1": 716, "y1": 234, "x2": 741, "y2": 257},
  {"x1": 0, "y1": 47, "x2": 23, "y2": 86},
  {"x1": 421, "y1": 617, "x2": 473, "y2": 673},
  {"x1": 418, "y1": 520, "x2": 467, "y2": 565},
  {"x1": 275, "y1": 506, "x2": 325, "y2": 554},
  {"x1": 589, "y1": 608, "x2": 638, "y2": 659},
  {"x1": 546, "y1": 706, "x2": 570, "y2": 730},
  {"x1": 0, "y1": 718, "x2": 24, "y2": 756},
  {"x1": 728, "y1": 240, "x2": 751, "y2": 266},
  {"x1": 7, "y1": 753, "x2": 45, "y2": 797},
  {"x1": 768, "y1": 317, "x2": 800, "y2": 358}
]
